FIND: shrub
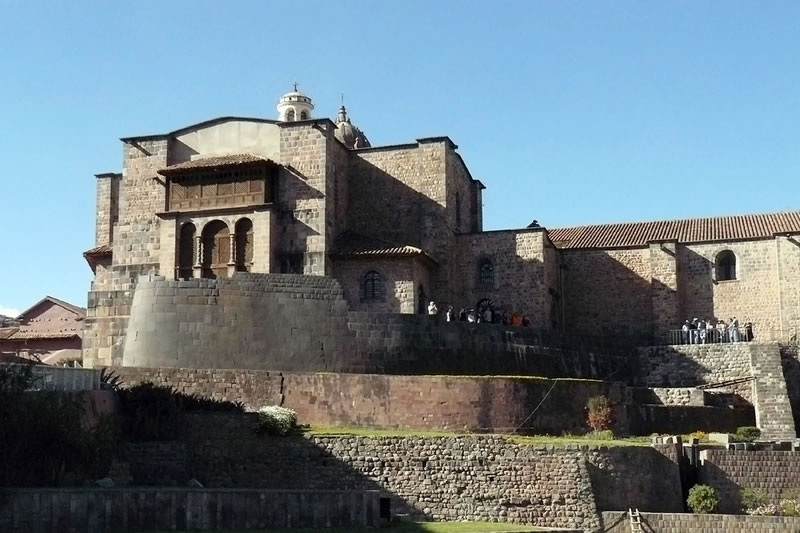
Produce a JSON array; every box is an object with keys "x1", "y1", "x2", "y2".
[
  {"x1": 687, "y1": 484, "x2": 719, "y2": 514},
  {"x1": 748, "y1": 503, "x2": 779, "y2": 516},
  {"x1": 780, "y1": 499, "x2": 800, "y2": 517},
  {"x1": 253, "y1": 405, "x2": 298, "y2": 436},
  {"x1": 741, "y1": 487, "x2": 768, "y2": 512},
  {"x1": 735, "y1": 426, "x2": 761, "y2": 442},
  {"x1": 586, "y1": 395, "x2": 612, "y2": 432},
  {"x1": 586, "y1": 429, "x2": 615, "y2": 440},
  {"x1": 688, "y1": 431, "x2": 708, "y2": 442}
]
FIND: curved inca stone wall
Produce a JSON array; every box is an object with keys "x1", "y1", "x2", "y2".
[{"x1": 121, "y1": 272, "x2": 633, "y2": 378}]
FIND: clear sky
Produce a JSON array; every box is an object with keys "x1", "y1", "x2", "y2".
[{"x1": 0, "y1": 1, "x2": 798, "y2": 315}]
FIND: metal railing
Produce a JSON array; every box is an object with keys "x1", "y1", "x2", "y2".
[
  {"x1": 0, "y1": 363, "x2": 102, "y2": 392},
  {"x1": 663, "y1": 327, "x2": 798, "y2": 346}
]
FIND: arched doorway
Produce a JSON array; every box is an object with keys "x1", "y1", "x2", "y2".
[
  {"x1": 202, "y1": 220, "x2": 230, "y2": 279},
  {"x1": 177, "y1": 222, "x2": 196, "y2": 280},
  {"x1": 235, "y1": 218, "x2": 253, "y2": 272}
]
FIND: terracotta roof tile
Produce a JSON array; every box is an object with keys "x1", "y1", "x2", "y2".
[
  {"x1": 548, "y1": 211, "x2": 800, "y2": 249},
  {"x1": 83, "y1": 244, "x2": 112, "y2": 257},
  {"x1": 158, "y1": 153, "x2": 273, "y2": 175},
  {"x1": 330, "y1": 233, "x2": 436, "y2": 263}
]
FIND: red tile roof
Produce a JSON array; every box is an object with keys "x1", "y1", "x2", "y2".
[
  {"x1": 158, "y1": 153, "x2": 273, "y2": 175},
  {"x1": 330, "y1": 232, "x2": 437, "y2": 264},
  {"x1": 548, "y1": 211, "x2": 800, "y2": 249},
  {"x1": 83, "y1": 243, "x2": 112, "y2": 257}
]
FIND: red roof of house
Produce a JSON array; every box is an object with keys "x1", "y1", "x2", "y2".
[
  {"x1": 330, "y1": 232, "x2": 438, "y2": 264},
  {"x1": 158, "y1": 153, "x2": 274, "y2": 175},
  {"x1": 548, "y1": 211, "x2": 800, "y2": 249}
]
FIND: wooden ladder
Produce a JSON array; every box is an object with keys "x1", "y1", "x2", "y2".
[{"x1": 628, "y1": 508, "x2": 643, "y2": 532}]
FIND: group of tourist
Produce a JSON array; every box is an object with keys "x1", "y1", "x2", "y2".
[
  {"x1": 676, "y1": 316, "x2": 754, "y2": 344},
  {"x1": 427, "y1": 301, "x2": 530, "y2": 327}
]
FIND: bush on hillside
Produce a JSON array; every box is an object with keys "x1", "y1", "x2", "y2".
[
  {"x1": 741, "y1": 487, "x2": 768, "y2": 513},
  {"x1": 687, "y1": 484, "x2": 719, "y2": 514},
  {"x1": 253, "y1": 405, "x2": 299, "y2": 436},
  {"x1": 734, "y1": 426, "x2": 761, "y2": 442},
  {"x1": 586, "y1": 395, "x2": 612, "y2": 432}
]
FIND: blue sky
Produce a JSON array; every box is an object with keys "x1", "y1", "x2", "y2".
[{"x1": 0, "y1": 1, "x2": 798, "y2": 314}]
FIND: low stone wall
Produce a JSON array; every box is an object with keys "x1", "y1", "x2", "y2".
[
  {"x1": 628, "y1": 404, "x2": 755, "y2": 436},
  {"x1": 600, "y1": 511, "x2": 800, "y2": 532},
  {"x1": 586, "y1": 443, "x2": 684, "y2": 513},
  {"x1": 0, "y1": 488, "x2": 381, "y2": 533},
  {"x1": 698, "y1": 449, "x2": 800, "y2": 513},
  {"x1": 172, "y1": 420, "x2": 603, "y2": 531},
  {"x1": 632, "y1": 387, "x2": 704, "y2": 406},
  {"x1": 113, "y1": 367, "x2": 632, "y2": 435},
  {"x1": 638, "y1": 343, "x2": 753, "y2": 387}
]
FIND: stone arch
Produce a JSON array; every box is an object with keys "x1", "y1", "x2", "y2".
[
  {"x1": 177, "y1": 222, "x2": 196, "y2": 280},
  {"x1": 285, "y1": 108, "x2": 296, "y2": 121},
  {"x1": 235, "y1": 217, "x2": 254, "y2": 272},
  {"x1": 299, "y1": 110, "x2": 309, "y2": 120},
  {"x1": 715, "y1": 249, "x2": 737, "y2": 281},
  {"x1": 201, "y1": 220, "x2": 230, "y2": 279}
]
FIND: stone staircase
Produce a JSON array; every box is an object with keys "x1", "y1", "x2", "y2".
[{"x1": 749, "y1": 344, "x2": 797, "y2": 441}]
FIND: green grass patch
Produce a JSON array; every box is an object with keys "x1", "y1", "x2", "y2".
[
  {"x1": 148, "y1": 523, "x2": 541, "y2": 532},
  {"x1": 306, "y1": 426, "x2": 650, "y2": 447}
]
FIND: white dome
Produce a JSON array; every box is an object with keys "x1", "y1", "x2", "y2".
[{"x1": 277, "y1": 86, "x2": 314, "y2": 122}]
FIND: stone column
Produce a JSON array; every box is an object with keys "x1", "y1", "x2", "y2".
[
  {"x1": 193, "y1": 235, "x2": 203, "y2": 278},
  {"x1": 228, "y1": 232, "x2": 237, "y2": 276}
]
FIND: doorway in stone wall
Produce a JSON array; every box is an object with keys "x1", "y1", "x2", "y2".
[{"x1": 201, "y1": 220, "x2": 230, "y2": 279}]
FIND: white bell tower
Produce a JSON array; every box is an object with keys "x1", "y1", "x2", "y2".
[{"x1": 276, "y1": 83, "x2": 314, "y2": 122}]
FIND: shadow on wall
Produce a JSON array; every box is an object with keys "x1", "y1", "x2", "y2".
[
  {"x1": 347, "y1": 154, "x2": 453, "y2": 303},
  {"x1": 780, "y1": 345, "x2": 800, "y2": 436},
  {"x1": 120, "y1": 412, "x2": 600, "y2": 531},
  {"x1": 277, "y1": 164, "x2": 325, "y2": 267},
  {"x1": 678, "y1": 248, "x2": 715, "y2": 326},
  {"x1": 561, "y1": 250, "x2": 662, "y2": 345}
]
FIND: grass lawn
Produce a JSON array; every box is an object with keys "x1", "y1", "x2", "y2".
[
  {"x1": 150, "y1": 523, "x2": 542, "y2": 532},
  {"x1": 307, "y1": 426, "x2": 650, "y2": 447}
]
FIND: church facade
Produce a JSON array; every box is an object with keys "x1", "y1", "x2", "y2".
[{"x1": 82, "y1": 88, "x2": 800, "y2": 367}]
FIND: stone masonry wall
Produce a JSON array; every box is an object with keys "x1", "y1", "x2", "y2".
[
  {"x1": 632, "y1": 387, "x2": 705, "y2": 406},
  {"x1": 116, "y1": 271, "x2": 633, "y2": 379},
  {"x1": 678, "y1": 239, "x2": 800, "y2": 341},
  {"x1": 637, "y1": 343, "x2": 753, "y2": 386},
  {"x1": 601, "y1": 511, "x2": 800, "y2": 533},
  {"x1": 111, "y1": 367, "x2": 630, "y2": 435},
  {"x1": 561, "y1": 248, "x2": 653, "y2": 342},
  {"x1": 780, "y1": 344, "x2": 800, "y2": 434},
  {"x1": 0, "y1": 488, "x2": 380, "y2": 533},
  {"x1": 698, "y1": 449, "x2": 800, "y2": 513},
  {"x1": 277, "y1": 122, "x2": 330, "y2": 275},
  {"x1": 332, "y1": 257, "x2": 424, "y2": 314},
  {"x1": 454, "y1": 229, "x2": 548, "y2": 327},
  {"x1": 175, "y1": 419, "x2": 602, "y2": 530},
  {"x1": 587, "y1": 443, "x2": 684, "y2": 513}
]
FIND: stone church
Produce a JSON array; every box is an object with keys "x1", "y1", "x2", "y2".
[{"x1": 83, "y1": 87, "x2": 800, "y2": 367}]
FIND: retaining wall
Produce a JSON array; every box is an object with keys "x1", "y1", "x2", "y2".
[
  {"x1": 114, "y1": 273, "x2": 632, "y2": 379},
  {"x1": 114, "y1": 367, "x2": 631, "y2": 434},
  {"x1": 0, "y1": 488, "x2": 380, "y2": 533},
  {"x1": 601, "y1": 511, "x2": 800, "y2": 532},
  {"x1": 698, "y1": 449, "x2": 800, "y2": 513}
]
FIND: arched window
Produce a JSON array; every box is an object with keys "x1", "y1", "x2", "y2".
[
  {"x1": 177, "y1": 222, "x2": 196, "y2": 280},
  {"x1": 363, "y1": 271, "x2": 384, "y2": 300},
  {"x1": 285, "y1": 109, "x2": 295, "y2": 121},
  {"x1": 479, "y1": 259, "x2": 494, "y2": 286},
  {"x1": 299, "y1": 110, "x2": 309, "y2": 120},
  {"x1": 235, "y1": 218, "x2": 253, "y2": 272},
  {"x1": 716, "y1": 250, "x2": 737, "y2": 281},
  {"x1": 201, "y1": 220, "x2": 230, "y2": 279}
]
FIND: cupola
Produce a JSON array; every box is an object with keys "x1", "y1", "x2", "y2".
[{"x1": 276, "y1": 84, "x2": 314, "y2": 122}]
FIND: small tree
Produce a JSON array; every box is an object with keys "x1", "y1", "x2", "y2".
[
  {"x1": 688, "y1": 484, "x2": 719, "y2": 514},
  {"x1": 586, "y1": 395, "x2": 612, "y2": 432}
]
